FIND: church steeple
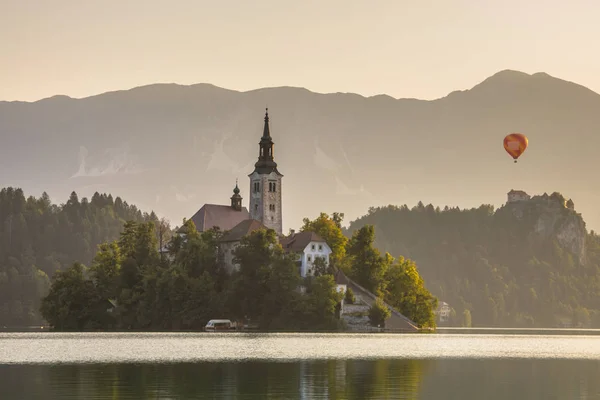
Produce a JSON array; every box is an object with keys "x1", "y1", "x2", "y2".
[
  {"x1": 253, "y1": 108, "x2": 280, "y2": 175},
  {"x1": 248, "y1": 109, "x2": 284, "y2": 235},
  {"x1": 262, "y1": 108, "x2": 272, "y2": 140},
  {"x1": 230, "y1": 179, "x2": 242, "y2": 211}
]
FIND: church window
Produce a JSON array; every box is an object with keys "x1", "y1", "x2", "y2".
[
  {"x1": 311, "y1": 244, "x2": 315, "y2": 251},
  {"x1": 269, "y1": 204, "x2": 275, "y2": 211},
  {"x1": 253, "y1": 181, "x2": 260, "y2": 193},
  {"x1": 254, "y1": 204, "x2": 258, "y2": 211},
  {"x1": 318, "y1": 244, "x2": 323, "y2": 251},
  {"x1": 268, "y1": 182, "x2": 277, "y2": 192},
  {"x1": 307, "y1": 255, "x2": 312, "y2": 262}
]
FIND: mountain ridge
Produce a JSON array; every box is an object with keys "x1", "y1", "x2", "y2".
[
  {"x1": 1, "y1": 69, "x2": 600, "y2": 232},
  {"x1": 5, "y1": 69, "x2": 595, "y2": 105}
]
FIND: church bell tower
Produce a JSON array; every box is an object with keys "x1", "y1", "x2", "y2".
[{"x1": 248, "y1": 109, "x2": 283, "y2": 235}]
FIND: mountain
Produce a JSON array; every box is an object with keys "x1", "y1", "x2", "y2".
[
  {"x1": 1, "y1": 70, "x2": 600, "y2": 231},
  {"x1": 346, "y1": 192, "x2": 600, "y2": 327}
]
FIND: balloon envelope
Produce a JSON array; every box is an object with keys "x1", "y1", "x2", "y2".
[{"x1": 503, "y1": 133, "x2": 528, "y2": 160}]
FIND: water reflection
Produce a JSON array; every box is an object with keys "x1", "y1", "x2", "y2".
[
  {"x1": 0, "y1": 360, "x2": 429, "y2": 399},
  {"x1": 1, "y1": 359, "x2": 599, "y2": 399}
]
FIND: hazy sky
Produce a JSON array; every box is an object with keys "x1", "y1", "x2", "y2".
[{"x1": 2, "y1": 0, "x2": 599, "y2": 101}]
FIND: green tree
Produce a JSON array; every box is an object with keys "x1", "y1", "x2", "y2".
[
  {"x1": 40, "y1": 263, "x2": 100, "y2": 330},
  {"x1": 229, "y1": 229, "x2": 280, "y2": 323},
  {"x1": 384, "y1": 256, "x2": 437, "y2": 328},
  {"x1": 369, "y1": 298, "x2": 391, "y2": 327},
  {"x1": 345, "y1": 287, "x2": 356, "y2": 304},
  {"x1": 89, "y1": 242, "x2": 121, "y2": 300},
  {"x1": 312, "y1": 256, "x2": 330, "y2": 277},
  {"x1": 297, "y1": 275, "x2": 344, "y2": 331},
  {"x1": 346, "y1": 225, "x2": 388, "y2": 295}
]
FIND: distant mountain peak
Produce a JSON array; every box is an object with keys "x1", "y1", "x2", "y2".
[
  {"x1": 474, "y1": 69, "x2": 536, "y2": 89},
  {"x1": 440, "y1": 69, "x2": 600, "y2": 102},
  {"x1": 490, "y1": 69, "x2": 532, "y2": 79}
]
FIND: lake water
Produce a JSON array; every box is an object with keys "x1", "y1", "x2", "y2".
[{"x1": 1, "y1": 331, "x2": 600, "y2": 399}]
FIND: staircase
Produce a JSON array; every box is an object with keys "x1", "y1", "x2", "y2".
[{"x1": 337, "y1": 270, "x2": 419, "y2": 332}]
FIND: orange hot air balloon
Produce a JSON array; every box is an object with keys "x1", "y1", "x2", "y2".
[{"x1": 503, "y1": 133, "x2": 528, "y2": 163}]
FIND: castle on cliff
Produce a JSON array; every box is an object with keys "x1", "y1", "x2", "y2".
[{"x1": 507, "y1": 189, "x2": 575, "y2": 210}]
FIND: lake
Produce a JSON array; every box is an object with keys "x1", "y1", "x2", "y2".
[{"x1": 1, "y1": 330, "x2": 599, "y2": 399}]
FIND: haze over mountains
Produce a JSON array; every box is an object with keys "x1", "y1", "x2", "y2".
[{"x1": 1, "y1": 70, "x2": 599, "y2": 231}]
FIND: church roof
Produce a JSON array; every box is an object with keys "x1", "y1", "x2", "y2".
[
  {"x1": 279, "y1": 231, "x2": 327, "y2": 252},
  {"x1": 220, "y1": 219, "x2": 268, "y2": 243},
  {"x1": 187, "y1": 204, "x2": 250, "y2": 233}
]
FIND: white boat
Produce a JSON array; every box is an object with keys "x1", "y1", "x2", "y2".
[{"x1": 204, "y1": 319, "x2": 236, "y2": 332}]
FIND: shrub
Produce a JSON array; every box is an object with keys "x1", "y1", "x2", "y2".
[
  {"x1": 345, "y1": 287, "x2": 356, "y2": 304},
  {"x1": 368, "y1": 298, "x2": 391, "y2": 327}
]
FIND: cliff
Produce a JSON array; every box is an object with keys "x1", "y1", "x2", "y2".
[{"x1": 500, "y1": 192, "x2": 587, "y2": 265}]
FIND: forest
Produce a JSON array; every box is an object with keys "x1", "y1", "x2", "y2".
[
  {"x1": 0, "y1": 188, "x2": 156, "y2": 327},
  {"x1": 347, "y1": 196, "x2": 600, "y2": 327}
]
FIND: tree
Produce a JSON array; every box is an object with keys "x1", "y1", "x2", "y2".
[
  {"x1": 384, "y1": 256, "x2": 437, "y2": 328},
  {"x1": 156, "y1": 217, "x2": 172, "y2": 254},
  {"x1": 229, "y1": 229, "x2": 280, "y2": 323},
  {"x1": 346, "y1": 225, "x2": 388, "y2": 295},
  {"x1": 345, "y1": 287, "x2": 356, "y2": 304},
  {"x1": 369, "y1": 298, "x2": 391, "y2": 327},
  {"x1": 89, "y1": 241, "x2": 121, "y2": 300},
  {"x1": 260, "y1": 254, "x2": 302, "y2": 329},
  {"x1": 312, "y1": 256, "x2": 330, "y2": 277},
  {"x1": 40, "y1": 263, "x2": 100, "y2": 330},
  {"x1": 297, "y1": 275, "x2": 344, "y2": 331}
]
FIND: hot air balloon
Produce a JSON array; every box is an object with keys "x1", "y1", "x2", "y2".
[{"x1": 503, "y1": 133, "x2": 528, "y2": 163}]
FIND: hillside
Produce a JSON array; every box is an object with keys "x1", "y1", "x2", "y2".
[
  {"x1": 346, "y1": 192, "x2": 600, "y2": 327},
  {"x1": 0, "y1": 188, "x2": 156, "y2": 326},
  {"x1": 2, "y1": 70, "x2": 600, "y2": 231}
]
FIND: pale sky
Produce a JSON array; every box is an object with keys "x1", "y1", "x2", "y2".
[{"x1": 1, "y1": 0, "x2": 599, "y2": 101}]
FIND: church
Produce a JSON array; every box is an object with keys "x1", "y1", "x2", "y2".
[{"x1": 185, "y1": 109, "x2": 333, "y2": 276}]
